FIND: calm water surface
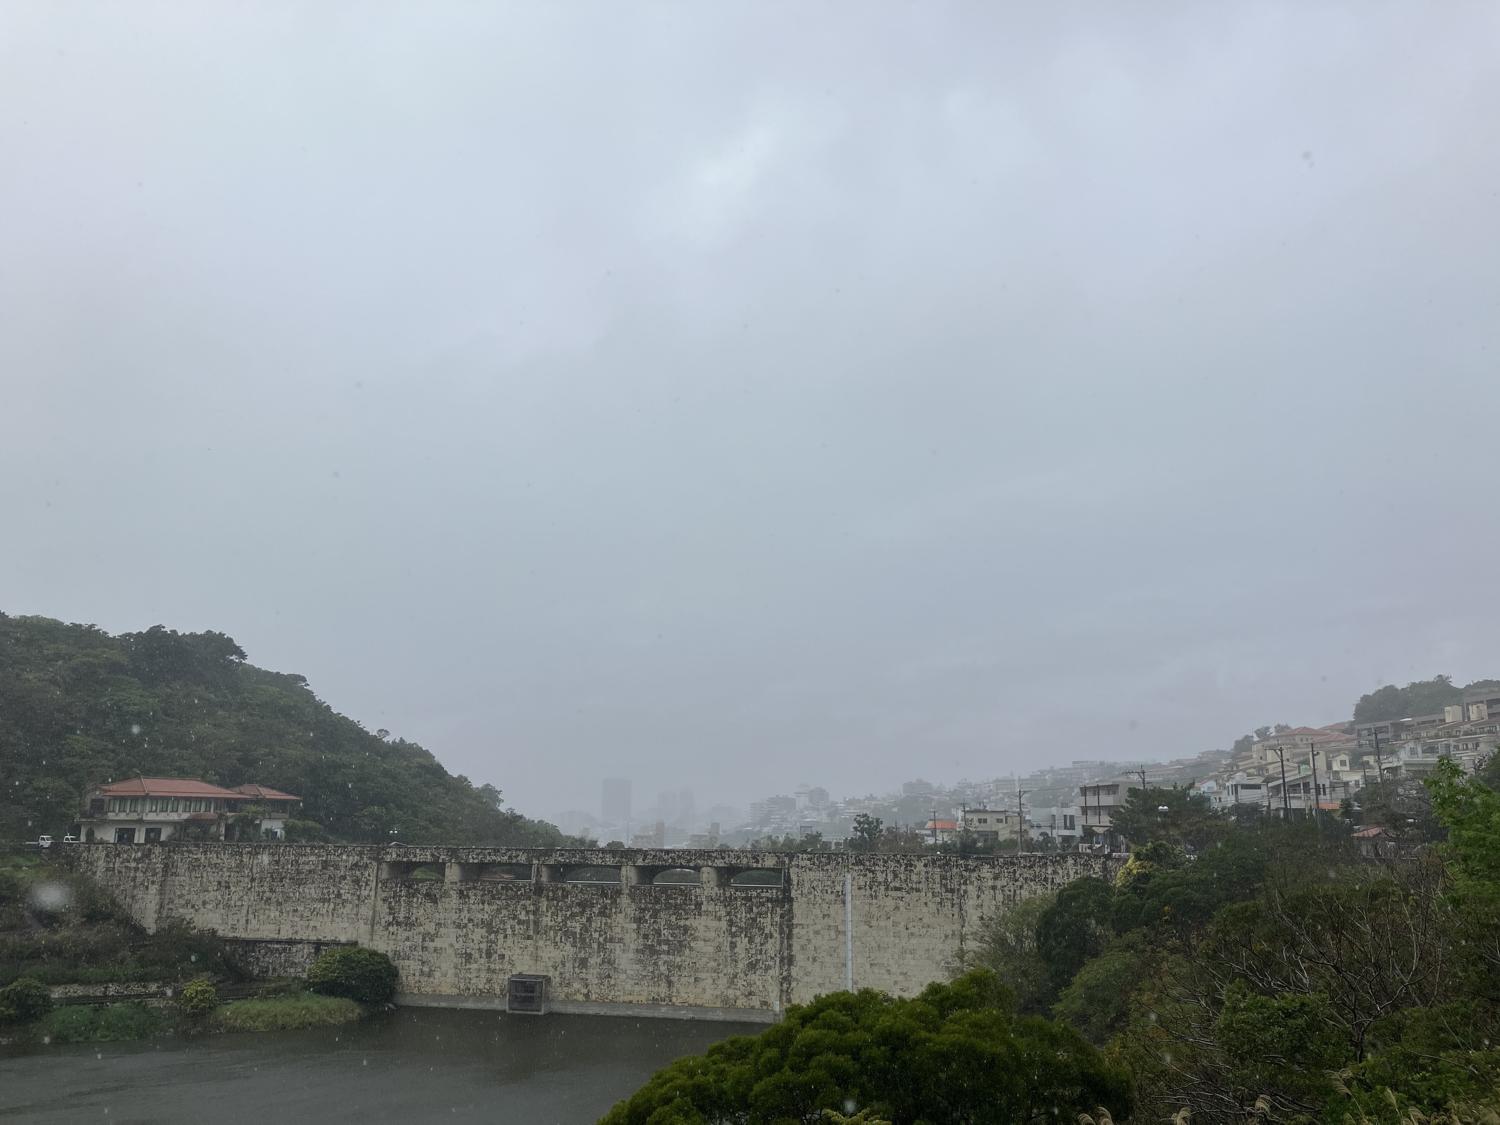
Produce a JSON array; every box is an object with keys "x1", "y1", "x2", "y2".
[{"x1": 0, "y1": 1008, "x2": 760, "y2": 1124}]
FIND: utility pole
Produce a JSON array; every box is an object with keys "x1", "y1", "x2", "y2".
[
  {"x1": 1015, "y1": 785, "x2": 1028, "y2": 854},
  {"x1": 1274, "y1": 745, "x2": 1290, "y2": 820},
  {"x1": 1308, "y1": 743, "x2": 1321, "y2": 822},
  {"x1": 1371, "y1": 727, "x2": 1385, "y2": 783}
]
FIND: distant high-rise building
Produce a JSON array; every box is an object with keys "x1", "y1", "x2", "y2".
[
  {"x1": 602, "y1": 777, "x2": 631, "y2": 827},
  {"x1": 656, "y1": 790, "x2": 679, "y2": 824}
]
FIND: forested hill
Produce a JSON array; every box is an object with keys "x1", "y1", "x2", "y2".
[
  {"x1": 0, "y1": 613, "x2": 572, "y2": 846},
  {"x1": 1353, "y1": 674, "x2": 1500, "y2": 723}
]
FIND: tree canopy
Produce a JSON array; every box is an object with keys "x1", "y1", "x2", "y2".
[
  {"x1": 966, "y1": 776, "x2": 1500, "y2": 1122},
  {"x1": 1352, "y1": 675, "x2": 1466, "y2": 722},
  {"x1": 0, "y1": 613, "x2": 571, "y2": 846},
  {"x1": 601, "y1": 970, "x2": 1130, "y2": 1125},
  {"x1": 1106, "y1": 785, "x2": 1219, "y2": 850}
]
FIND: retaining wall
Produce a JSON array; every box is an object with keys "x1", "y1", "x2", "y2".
[{"x1": 72, "y1": 844, "x2": 1108, "y2": 1019}]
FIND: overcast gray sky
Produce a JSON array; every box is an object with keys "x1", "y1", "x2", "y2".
[{"x1": 3, "y1": 3, "x2": 1498, "y2": 822}]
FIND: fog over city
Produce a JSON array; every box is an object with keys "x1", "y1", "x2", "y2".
[{"x1": 4, "y1": 3, "x2": 1498, "y2": 823}]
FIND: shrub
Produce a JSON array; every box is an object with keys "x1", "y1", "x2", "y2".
[
  {"x1": 283, "y1": 819, "x2": 333, "y2": 844},
  {"x1": 140, "y1": 918, "x2": 236, "y2": 981},
  {"x1": 41, "y1": 1002, "x2": 162, "y2": 1043},
  {"x1": 0, "y1": 976, "x2": 52, "y2": 1024},
  {"x1": 213, "y1": 993, "x2": 361, "y2": 1032},
  {"x1": 306, "y1": 946, "x2": 398, "y2": 1004},
  {"x1": 96, "y1": 1001, "x2": 163, "y2": 1040},
  {"x1": 39, "y1": 1004, "x2": 99, "y2": 1042},
  {"x1": 178, "y1": 977, "x2": 219, "y2": 1017}
]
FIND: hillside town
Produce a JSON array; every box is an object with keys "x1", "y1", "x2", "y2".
[{"x1": 569, "y1": 682, "x2": 1500, "y2": 852}]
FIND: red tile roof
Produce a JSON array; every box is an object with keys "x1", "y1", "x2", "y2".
[
  {"x1": 232, "y1": 783, "x2": 301, "y2": 802},
  {"x1": 925, "y1": 820, "x2": 958, "y2": 831},
  {"x1": 97, "y1": 777, "x2": 243, "y2": 799},
  {"x1": 95, "y1": 777, "x2": 300, "y2": 802}
]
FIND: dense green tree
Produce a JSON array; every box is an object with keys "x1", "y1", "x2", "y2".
[
  {"x1": 1051, "y1": 932, "x2": 1155, "y2": 1046},
  {"x1": 1357, "y1": 775, "x2": 1443, "y2": 841},
  {"x1": 1425, "y1": 759, "x2": 1500, "y2": 981},
  {"x1": 0, "y1": 613, "x2": 572, "y2": 846},
  {"x1": 1213, "y1": 982, "x2": 1348, "y2": 1107},
  {"x1": 601, "y1": 970, "x2": 1130, "y2": 1125},
  {"x1": 1104, "y1": 793, "x2": 1500, "y2": 1122},
  {"x1": 848, "y1": 813, "x2": 883, "y2": 852},
  {"x1": 1352, "y1": 675, "x2": 1463, "y2": 723},
  {"x1": 1109, "y1": 829, "x2": 1274, "y2": 935},
  {"x1": 1427, "y1": 758, "x2": 1500, "y2": 892},
  {"x1": 950, "y1": 768, "x2": 1500, "y2": 1122},
  {"x1": 1106, "y1": 786, "x2": 1219, "y2": 850},
  {"x1": 1036, "y1": 877, "x2": 1113, "y2": 995},
  {"x1": 1111, "y1": 840, "x2": 1188, "y2": 893},
  {"x1": 956, "y1": 893, "x2": 1053, "y2": 1014},
  {"x1": 1479, "y1": 748, "x2": 1500, "y2": 790}
]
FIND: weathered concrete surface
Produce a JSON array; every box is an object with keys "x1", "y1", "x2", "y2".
[
  {"x1": 72, "y1": 845, "x2": 1108, "y2": 1019},
  {"x1": 223, "y1": 937, "x2": 356, "y2": 978}
]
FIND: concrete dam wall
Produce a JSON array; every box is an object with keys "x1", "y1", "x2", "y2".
[{"x1": 73, "y1": 844, "x2": 1109, "y2": 1021}]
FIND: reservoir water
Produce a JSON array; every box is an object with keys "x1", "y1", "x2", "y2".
[{"x1": 0, "y1": 1008, "x2": 761, "y2": 1124}]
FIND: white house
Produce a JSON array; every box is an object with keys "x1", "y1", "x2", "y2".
[{"x1": 79, "y1": 777, "x2": 301, "y2": 844}]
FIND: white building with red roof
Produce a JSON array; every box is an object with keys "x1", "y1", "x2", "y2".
[{"x1": 80, "y1": 776, "x2": 301, "y2": 844}]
